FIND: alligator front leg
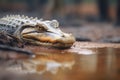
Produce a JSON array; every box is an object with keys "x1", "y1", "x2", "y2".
[
  {"x1": 0, "y1": 32, "x2": 34, "y2": 56},
  {"x1": 0, "y1": 32, "x2": 23, "y2": 47},
  {"x1": 0, "y1": 45, "x2": 34, "y2": 56}
]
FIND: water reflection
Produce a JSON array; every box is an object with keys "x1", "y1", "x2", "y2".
[
  {"x1": 79, "y1": 54, "x2": 97, "y2": 73},
  {"x1": 21, "y1": 51, "x2": 75, "y2": 74},
  {"x1": 5, "y1": 47, "x2": 120, "y2": 80},
  {"x1": 69, "y1": 48, "x2": 96, "y2": 55}
]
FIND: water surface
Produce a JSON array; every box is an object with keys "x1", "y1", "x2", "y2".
[{"x1": 5, "y1": 47, "x2": 120, "y2": 80}]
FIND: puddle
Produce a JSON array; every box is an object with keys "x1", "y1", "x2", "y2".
[{"x1": 2, "y1": 47, "x2": 120, "y2": 80}]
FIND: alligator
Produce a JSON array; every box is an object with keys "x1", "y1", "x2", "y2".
[{"x1": 0, "y1": 15, "x2": 75, "y2": 55}]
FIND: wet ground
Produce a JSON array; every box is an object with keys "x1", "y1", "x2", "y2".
[{"x1": 0, "y1": 42, "x2": 120, "y2": 80}]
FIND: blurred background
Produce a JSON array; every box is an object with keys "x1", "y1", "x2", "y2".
[{"x1": 0, "y1": 0, "x2": 120, "y2": 42}]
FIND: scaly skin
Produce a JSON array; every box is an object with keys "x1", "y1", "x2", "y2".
[{"x1": 0, "y1": 15, "x2": 75, "y2": 48}]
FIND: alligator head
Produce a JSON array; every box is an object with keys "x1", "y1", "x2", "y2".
[{"x1": 15, "y1": 20, "x2": 75, "y2": 48}]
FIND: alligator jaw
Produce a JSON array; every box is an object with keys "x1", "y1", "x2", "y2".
[{"x1": 22, "y1": 31, "x2": 75, "y2": 48}]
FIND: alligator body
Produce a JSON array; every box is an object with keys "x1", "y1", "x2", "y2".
[{"x1": 0, "y1": 15, "x2": 75, "y2": 48}]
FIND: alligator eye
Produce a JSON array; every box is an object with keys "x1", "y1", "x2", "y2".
[
  {"x1": 36, "y1": 23, "x2": 48, "y2": 32},
  {"x1": 38, "y1": 27, "x2": 46, "y2": 31},
  {"x1": 36, "y1": 25, "x2": 46, "y2": 31}
]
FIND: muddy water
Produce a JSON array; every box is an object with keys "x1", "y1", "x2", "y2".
[{"x1": 3, "y1": 47, "x2": 120, "y2": 80}]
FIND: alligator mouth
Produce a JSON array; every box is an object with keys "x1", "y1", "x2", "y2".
[
  {"x1": 22, "y1": 31, "x2": 75, "y2": 48},
  {"x1": 22, "y1": 36, "x2": 75, "y2": 48}
]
